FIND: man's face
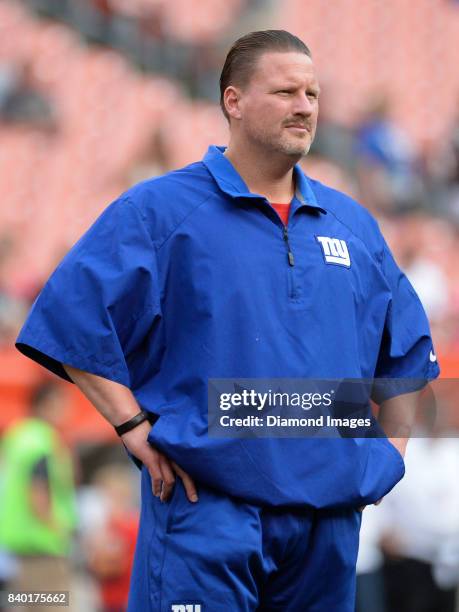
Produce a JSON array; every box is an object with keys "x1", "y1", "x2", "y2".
[{"x1": 235, "y1": 51, "x2": 320, "y2": 158}]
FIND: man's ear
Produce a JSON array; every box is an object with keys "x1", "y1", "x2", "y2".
[{"x1": 223, "y1": 86, "x2": 243, "y2": 121}]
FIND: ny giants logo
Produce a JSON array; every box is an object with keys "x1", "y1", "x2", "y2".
[{"x1": 316, "y1": 236, "x2": 351, "y2": 267}]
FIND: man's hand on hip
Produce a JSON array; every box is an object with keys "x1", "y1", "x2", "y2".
[
  {"x1": 121, "y1": 419, "x2": 198, "y2": 503},
  {"x1": 62, "y1": 364, "x2": 198, "y2": 504}
]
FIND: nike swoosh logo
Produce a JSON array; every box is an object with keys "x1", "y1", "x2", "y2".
[{"x1": 429, "y1": 350, "x2": 437, "y2": 363}]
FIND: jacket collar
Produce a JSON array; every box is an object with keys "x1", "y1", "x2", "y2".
[{"x1": 202, "y1": 145, "x2": 326, "y2": 215}]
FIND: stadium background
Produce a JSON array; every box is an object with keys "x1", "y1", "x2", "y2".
[{"x1": 0, "y1": 0, "x2": 458, "y2": 610}]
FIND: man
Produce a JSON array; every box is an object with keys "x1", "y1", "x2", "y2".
[{"x1": 16, "y1": 30, "x2": 439, "y2": 611}]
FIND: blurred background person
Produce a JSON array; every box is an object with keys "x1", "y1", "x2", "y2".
[
  {"x1": 377, "y1": 389, "x2": 459, "y2": 612},
  {"x1": 0, "y1": 58, "x2": 55, "y2": 130},
  {"x1": 354, "y1": 95, "x2": 424, "y2": 215},
  {"x1": 379, "y1": 435, "x2": 459, "y2": 612},
  {"x1": 0, "y1": 381, "x2": 77, "y2": 611},
  {"x1": 78, "y1": 463, "x2": 139, "y2": 612},
  {"x1": 356, "y1": 504, "x2": 387, "y2": 612}
]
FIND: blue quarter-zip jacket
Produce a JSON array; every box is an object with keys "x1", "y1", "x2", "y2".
[{"x1": 16, "y1": 146, "x2": 439, "y2": 509}]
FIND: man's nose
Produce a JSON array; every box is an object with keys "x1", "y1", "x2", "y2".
[{"x1": 292, "y1": 92, "x2": 315, "y2": 116}]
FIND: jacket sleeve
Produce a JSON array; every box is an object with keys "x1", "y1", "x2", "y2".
[
  {"x1": 16, "y1": 196, "x2": 161, "y2": 387},
  {"x1": 371, "y1": 240, "x2": 440, "y2": 403}
]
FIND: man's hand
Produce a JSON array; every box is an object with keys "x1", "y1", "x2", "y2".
[
  {"x1": 358, "y1": 432, "x2": 409, "y2": 512},
  {"x1": 387, "y1": 436, "x2": 407, "y2": 459},
  {"x1": 62, "y1": 364, "x2": 198, "y2": 504},
  {"x1": 121, "y1": 419, "x2": 198, "y2": 503}
]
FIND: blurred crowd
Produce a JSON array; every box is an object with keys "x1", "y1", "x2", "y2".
[
  {"x1": 0, "y1": 0, "x2": 458, "y2": 610},
  {"x1": 20, "y1": 0, "x2": 259, "y2": 99}
]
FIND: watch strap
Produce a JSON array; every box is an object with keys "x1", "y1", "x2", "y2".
[{"x1": 114, "y1": 410, "x2": 150, "y2": 436}]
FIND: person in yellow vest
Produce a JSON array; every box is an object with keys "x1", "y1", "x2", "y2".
[{"x1": 0, "y1": 381, "x2": 77, "y2": 612}]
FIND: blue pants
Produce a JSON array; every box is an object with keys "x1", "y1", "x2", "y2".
[{"x1": 128, "y1": 467, "x2": 362, "y2": 611}]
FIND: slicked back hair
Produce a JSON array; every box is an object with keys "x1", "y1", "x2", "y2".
[{"x1": 219, "y1": 30, "x2": 312, "y2": 121}]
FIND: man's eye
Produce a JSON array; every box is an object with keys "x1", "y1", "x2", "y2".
[
  {"x1": 276, "y1": 90, "x2": 292, "y2": 95},
  {"x1": 307, "y1": 92, "x2": 318, "y2": 99}
]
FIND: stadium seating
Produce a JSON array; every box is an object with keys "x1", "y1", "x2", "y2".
[{"x1": 1, "y1": 0, "x2": 458, "y2": 440}]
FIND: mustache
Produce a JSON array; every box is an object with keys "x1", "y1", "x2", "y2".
[{"x1": 282, "y1": 119, "x2": 312, "y2": 129}]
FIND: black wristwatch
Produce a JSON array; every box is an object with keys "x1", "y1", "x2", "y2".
[{"x1": 114, "y1": 410, "x2": 157, "y2": 436}]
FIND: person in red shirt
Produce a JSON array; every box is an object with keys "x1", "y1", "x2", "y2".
[{"x1": 86, "y1": 464, "x2": 139, "y2": 612}]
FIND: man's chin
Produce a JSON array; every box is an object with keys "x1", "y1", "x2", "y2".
[
  {"x1": 279, "y1": 143, "x2": 311, "y2": 158},
  {"x1": 276, "y1": 136, "x2": 312, "y2": 158},
  {"x1": 253, "y1": 134, "x2": 312, "y2": 159}
]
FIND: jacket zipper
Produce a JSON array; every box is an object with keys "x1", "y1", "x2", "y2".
[
  {"x1": 282, "y1": 225, "x2": 297, "y2": 299},
  {"x1": 283, "y1": 226, "x2": 295, "y2": 267}
]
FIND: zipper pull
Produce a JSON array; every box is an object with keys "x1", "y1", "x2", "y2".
[{"x1": 283, "y1": 226, "x2": 295, "y2": 267}]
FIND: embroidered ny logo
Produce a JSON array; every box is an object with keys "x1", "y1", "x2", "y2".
[{"x1": 316, "y1": 236, "x2": 351, "y2": 267}]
